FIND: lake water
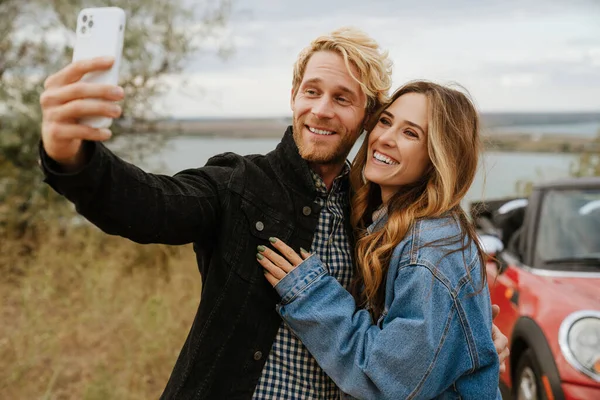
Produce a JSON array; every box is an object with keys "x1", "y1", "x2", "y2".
[
  {"x1": 117, "y1": 135, "x2": 579, "y2": 208},
  {"x1": 492, "y1": 121, "x2": 600, "y2": 137}
]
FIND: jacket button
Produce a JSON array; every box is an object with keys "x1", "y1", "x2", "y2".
[
  {"x1": 255, "y1": 221, "x2": 264, "y2": 231},
  {"x1": 253, "y1": 351, "x2": 263, "y2": 361},
  {"x1": 302, "y1": 206, "x2": 312, "y2": 216}
]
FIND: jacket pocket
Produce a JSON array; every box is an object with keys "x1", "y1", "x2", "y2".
[{"x1": 225, "y1": 197, "x2": 294, "y2": 282}]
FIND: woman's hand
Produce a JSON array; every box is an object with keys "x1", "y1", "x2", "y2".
[{"x1": 256, "y1": 237, "x2": 311, "y2": 287}]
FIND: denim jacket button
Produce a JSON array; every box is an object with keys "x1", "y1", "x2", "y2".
[
  {"x1": 302, "y1": 206, "x2": 312, "y2": 216},
  {"x1": 255, "y1": 221, "x2": 264, "y2": 231},
  {"x1": 253, "y1": 351, "x2": 263, "y2": 360}
]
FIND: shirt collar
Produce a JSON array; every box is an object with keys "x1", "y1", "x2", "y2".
[{"x1": 309, "y1": 161, "x2": 351, "y2": 195}]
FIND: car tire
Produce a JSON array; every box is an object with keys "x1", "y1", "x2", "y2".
[{"x1": 514, "y1": 348, "x2": 547, "y2": 400}]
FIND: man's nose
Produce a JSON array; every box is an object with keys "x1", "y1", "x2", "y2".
[{"x1": 311, "y1": 96, "x2": 335, "y2": 119}]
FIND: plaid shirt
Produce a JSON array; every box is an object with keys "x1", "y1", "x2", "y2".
[{"x1": 253, "y1": 163, "x2": 354, "y2": 399}]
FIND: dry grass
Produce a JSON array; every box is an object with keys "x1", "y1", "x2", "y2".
[{"x1": 0, "y1": 225, "x2": 200, "y2": 399}]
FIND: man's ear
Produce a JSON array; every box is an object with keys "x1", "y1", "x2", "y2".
[
  {"x1": 290, "y1": 88, "x2": 295, "y2": 110},
  {"x1": 362, "y1": 113, "x2": 372, "y2": 132}
]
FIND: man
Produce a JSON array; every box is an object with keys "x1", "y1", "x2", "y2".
[{"x1": 39, "y1": 27, "x2": 508, "y2": 399}]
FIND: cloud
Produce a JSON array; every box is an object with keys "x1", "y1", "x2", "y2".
[
  {"x1": 500, "y1": 74, "x2": 541, "y2": 88},
  {"x1": 589, "y1": 47, "x2": 600, "y2": 66},
  {"x1": 159, "y1": 66, "x2": 292, "y2": 117},
  {"x1": 161, "y1": 0, "x2": 600, "y2": 116}
]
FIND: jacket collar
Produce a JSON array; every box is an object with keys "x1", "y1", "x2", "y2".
[
  {"x1": 267, "y1": 125, "x2": 353, "y2": 199},
  {"x1": 268, "y1": 126, "x2": 356, "y2": 251},
  {"x1": 267, "y1": 126, "x2": 318, "y2": 198},
  {"x1": 367, "y1": 205, "x2": 388, "y2": 234}
]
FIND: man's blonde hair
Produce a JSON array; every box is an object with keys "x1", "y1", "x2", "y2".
[{"x1": 292, "y1": 27, "x2": 393, "y2": 114}]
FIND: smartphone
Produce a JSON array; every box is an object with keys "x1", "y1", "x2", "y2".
[{"x1": 72, "y1": 7, "x2": 126, "y2": 129}]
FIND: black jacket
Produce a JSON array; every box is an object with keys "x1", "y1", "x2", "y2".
[{"x1": 41, "y1": 127, "x2": 353, "y2": 399}]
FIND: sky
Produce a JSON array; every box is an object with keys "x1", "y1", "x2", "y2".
[{"x1": 159, "y1": 0, "x2": 600, "y2": 118}]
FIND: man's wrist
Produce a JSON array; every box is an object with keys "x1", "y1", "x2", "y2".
[
  {"x1": 39, "y1": 140, "x2": 96, "y2": 176},
  {"x1": 57, "y1": 145, "x2": 89, "y2": 173}
]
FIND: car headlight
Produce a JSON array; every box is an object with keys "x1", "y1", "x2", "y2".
[{"x1": 559, "y1": 310, "x2": 600, "y2": 382}]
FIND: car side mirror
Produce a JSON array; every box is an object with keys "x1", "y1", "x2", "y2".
[
  {"x1": 479, "y1": 234, "x2": 504, "y2": 255},
  {"x1": 479, "y1": 234, "x2": 508, "y2": 274}
]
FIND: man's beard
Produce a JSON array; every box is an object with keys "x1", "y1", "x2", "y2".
[{"x1": 292, "y1": 117, "x2": 359, "y2": 166}]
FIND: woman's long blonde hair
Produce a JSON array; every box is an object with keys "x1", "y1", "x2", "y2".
[{"x1": 349, "y1": 81, "x2": 486, "y2": 318}]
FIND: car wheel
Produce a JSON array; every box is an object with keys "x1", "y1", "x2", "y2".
[{"x1": 514, "y1": 348, "x2": 547, "y2": 400}]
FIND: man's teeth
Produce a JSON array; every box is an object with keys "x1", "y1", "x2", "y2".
[
  {"x1": 308, "y1": 126, "x2": 334, "y2": 135},
  {"x1": 373, "y1": 151, "x2": 399, "y2": 165}
]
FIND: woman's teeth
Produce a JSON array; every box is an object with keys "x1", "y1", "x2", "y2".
[
  {"x1": 308, "y1": 126, "x2": 334, "y2": 135},
  {"x1": 373, "y1": 151, "x2": 399, "y2": 165}
]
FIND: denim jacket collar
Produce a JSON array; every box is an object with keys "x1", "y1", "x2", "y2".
[{"x1": 367, "y1": 205, "x2": 388, "y2": 234}]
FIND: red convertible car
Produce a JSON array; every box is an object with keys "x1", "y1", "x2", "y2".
[{"x1": 475, "y1": 177, "x2": 600, "y2": 400}]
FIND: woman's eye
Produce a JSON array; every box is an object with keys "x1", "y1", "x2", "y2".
[
  {"x1": 405, "y1": 130, "x2": 418, "y2": 138},
  {"x1": 379, "y1": 117, "x2": 391, "y2": 126}
]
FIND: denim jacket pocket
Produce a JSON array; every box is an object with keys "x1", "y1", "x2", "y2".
[{"x1": 226, "y1": 197, "x2": 293, "y2": 282}]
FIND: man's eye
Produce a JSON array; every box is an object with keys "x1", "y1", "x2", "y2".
[
  {"x1": 336, "y1": 97, "x2": 350, "y2": 104},
  {"x1": 305, "y1": 89, "x2": 318, "y2": 96}
]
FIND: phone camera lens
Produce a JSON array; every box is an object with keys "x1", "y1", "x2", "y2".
[
  {"x1": 82, "y1": 15, "x2": 88, "y2": 23},
  {"x1": 81, "y1": 26, "x2": 87, "y2": 34},
  {"x1": 88, "y1": 20, "x2": 94, "y2": 28}
]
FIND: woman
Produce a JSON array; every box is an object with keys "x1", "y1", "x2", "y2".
[{"x1": 256, "y1": 81, "x2": 501, "y2": 399}]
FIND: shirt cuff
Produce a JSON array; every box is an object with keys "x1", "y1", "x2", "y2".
[{"x1": 274, "y1": 253, "x2": 328, "y2": 305}]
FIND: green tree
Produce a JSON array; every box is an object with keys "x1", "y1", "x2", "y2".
[
  {"x1": 0, "y1": 0, "x2": 231, "y2": 237},
  {"x1": 570, "y1": 130, "x2": 600, "y2": 177}
]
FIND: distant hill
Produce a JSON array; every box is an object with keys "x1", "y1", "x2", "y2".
[
  {"x1": 160, "y1": 112, "x2": 600, "y2": 129},
  {"x1": 479, "y1": 112, "x2": 600, "y2": 128}
]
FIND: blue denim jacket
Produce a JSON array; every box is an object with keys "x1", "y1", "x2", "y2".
[{"x1": 274, "y1": 213, "x2": 501, "y2": 400}]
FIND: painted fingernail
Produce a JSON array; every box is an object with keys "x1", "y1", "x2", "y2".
[
  {"x1": 256, "y1": 253, "x2": 264, "y2": 260},
  {"x1": 269, "y1": 237, "x2": 277, "y2": 243},
  {"x1": 300, "y1": 247, "x2": 308, "y2": 254},
  {"x1": 257, "y1": 245, "x2": 266, "y2": 252}
]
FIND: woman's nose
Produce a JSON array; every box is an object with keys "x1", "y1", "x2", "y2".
[{"x1": 377, "y1": 127, "x2": 397, "y2": 147}]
